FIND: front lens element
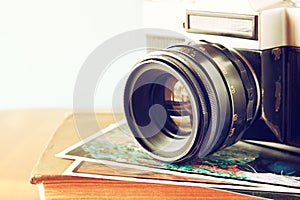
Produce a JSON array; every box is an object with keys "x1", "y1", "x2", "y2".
[{"x1": 124, "y1": 59, "x2": 207, "y2": 162}]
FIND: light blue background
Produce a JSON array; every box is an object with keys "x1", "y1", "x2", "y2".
[{"x1": 0, "y1": 0, "x2": 142, "y2": 109}]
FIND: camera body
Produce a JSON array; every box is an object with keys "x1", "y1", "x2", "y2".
[
  {"x1": 183, "y1": 0, "x2": 300, "y2": 147},
  {"x1": 235, "y1": 45, "x2": 300, "y2": 147},
  {"x1": 124, "y1": 0, "x2": 300, "y2": 163}
]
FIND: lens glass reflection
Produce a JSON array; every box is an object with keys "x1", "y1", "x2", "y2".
[{"x1": 162, "y1": 76, "x2": 193, "y2": 137}]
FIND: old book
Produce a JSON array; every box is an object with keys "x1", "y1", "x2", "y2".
[{"x1": 30, "y1": 113, "x2": 300, "y2": 199}]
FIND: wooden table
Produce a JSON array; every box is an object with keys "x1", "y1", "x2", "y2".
[{"x1": 0, "y1": 109, "x2": 72, "y2": 200}]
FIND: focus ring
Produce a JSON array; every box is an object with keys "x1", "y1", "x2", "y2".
[{"x1": 208, "y1": 42, "x2": 256, "y2": 124}]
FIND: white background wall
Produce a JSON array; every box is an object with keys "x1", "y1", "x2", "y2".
[{"x1": 0, "y1": 0, "x2": 143, "y2": 109}]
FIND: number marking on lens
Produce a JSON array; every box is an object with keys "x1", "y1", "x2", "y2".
[
  {"x1": 233, "y1": 114, "x2": 238, "y2": 122},
  {"x1": 229, "y1": 128, "x2": 235, "y2": 137},
  {"x1": 230, "y1": 85, "x2": 236, "y2": 94},
  {"x1": 221, "y1": 67, "x2": 228, "y2": 75}
]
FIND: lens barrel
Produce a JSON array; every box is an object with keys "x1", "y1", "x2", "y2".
[{"x1": 124, "y1": 41, "x2": 259, "y2": 163}]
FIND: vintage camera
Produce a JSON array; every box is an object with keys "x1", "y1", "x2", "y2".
[{"x1": 124, "y1": 0, "x2": 300, "y2": 163}]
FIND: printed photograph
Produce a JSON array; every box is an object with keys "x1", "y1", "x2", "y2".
[{"x1": 57, "y1": 122, "x2": 300, "y2": 193}]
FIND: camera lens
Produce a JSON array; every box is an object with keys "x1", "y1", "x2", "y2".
[{"x1": 124, "y1": 41, "x2": 259, "y2": 163}]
